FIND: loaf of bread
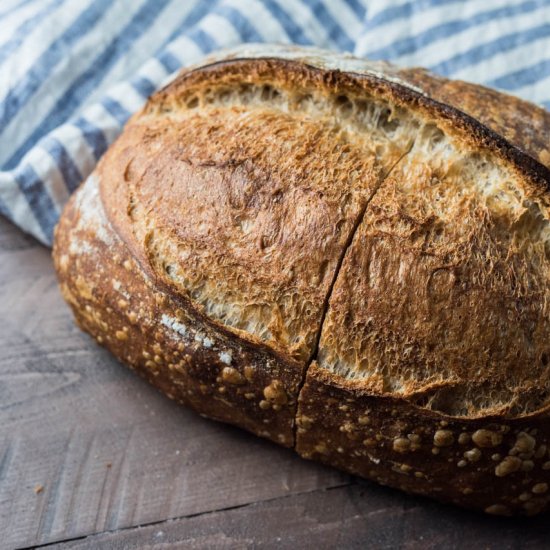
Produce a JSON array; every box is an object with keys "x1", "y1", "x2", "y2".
[{"x1": 53, "y1": 45, "x2": 550, "y2": 516}]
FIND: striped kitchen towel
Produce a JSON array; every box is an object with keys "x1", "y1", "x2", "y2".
[{"x1": 1, "y1": 0, "x2": 550, "y2": 246}]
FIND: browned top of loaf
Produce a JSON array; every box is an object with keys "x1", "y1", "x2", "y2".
[
  {"x1": 97, "y1": 48, "x2": 550, "y2": 420},
  {"x1": 399, "y1": 67, "x2": 550, "y2": 170},
  {"x1": 99, "y1": 57, "x2": 415, "y2": 364}
]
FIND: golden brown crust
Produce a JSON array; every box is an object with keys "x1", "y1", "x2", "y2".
[
  {"x1": 180, "y1": 56, "x2": 550, "y2": 193},
  {"x1": 296, "y1": 363, "x2": 550, "y2": 516},
  {"x1": 53, "y1": 177, "x2": 302, "y2": 447},
  {"x1": 316, "y1": 127, "x2": 550, "y2": 419},
  {"x1": 53, "y1": 46, "x2": 550, "y2": 515},
  {"x1": 399, "y1": 68, "x2": 550, "y2": 170},
  {"x1": 98, "y1": 88, "x2": 383, "y2": 363}
]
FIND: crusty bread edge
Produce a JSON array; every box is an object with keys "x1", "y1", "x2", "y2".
[
  {"x1": 297, "y1": 363, "x2": 550, "y2": 516},
  {"x1": 53, "y1": 176, "x2": 304, "y2": 448},
  {"x1": 54, "y1": 48, "x2": 550, "y2": 515},
  {"x1": 154, "y1": 47, "x2": 550, "y2": 195}
]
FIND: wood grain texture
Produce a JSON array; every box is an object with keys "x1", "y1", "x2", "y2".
[
  {"x1": 1, "y1": 211, "x2": 549, "y2": 550},
  {"x1": 53, "y1": 483, "x2": 550, "y2": 549}
]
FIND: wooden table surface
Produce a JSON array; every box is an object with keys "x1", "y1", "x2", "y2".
[{"x1": 1, "y1": 214, "x2": 550, "y2": 549}]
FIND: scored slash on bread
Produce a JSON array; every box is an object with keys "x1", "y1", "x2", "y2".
[{"x1": 53, "y1": 45, "x2": 550, "y2": 515}]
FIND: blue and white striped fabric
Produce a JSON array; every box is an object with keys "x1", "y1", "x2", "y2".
[{"x1": 1, "y1": 0, "x2": 550, "y2": 245}]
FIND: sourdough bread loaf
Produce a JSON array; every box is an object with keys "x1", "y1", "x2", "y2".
[{"x1": 53, "y1": 45, "x2": 550, "y2": 516}]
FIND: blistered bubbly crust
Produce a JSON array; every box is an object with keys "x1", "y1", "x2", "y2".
[{"x1": 54, "y1": 47, "x2": 550, "y2": 515}]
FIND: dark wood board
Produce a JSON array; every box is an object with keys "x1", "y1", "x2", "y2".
[
  {"x1": 54, "y1": 483, "x2": 550, "y2": 550},
  {"x1": 0, "y1": 215, "x2": 549, "y2": 549}
]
